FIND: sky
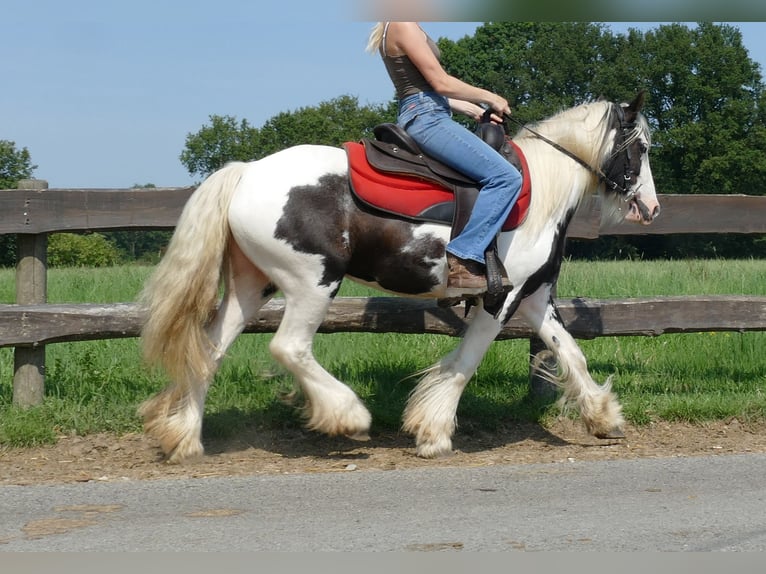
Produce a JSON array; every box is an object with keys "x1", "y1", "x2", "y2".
[{"x1": 2, "y1": 1, "x2": 765, "y2": 189}]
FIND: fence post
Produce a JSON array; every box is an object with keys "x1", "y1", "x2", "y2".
[{"x1": 13, "y1": 178, "x2": 49, "y2": 407}]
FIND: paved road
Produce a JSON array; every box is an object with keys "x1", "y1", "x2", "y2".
[{"x1": 2, "y1": 453, "x2": 765, "y2": 551}]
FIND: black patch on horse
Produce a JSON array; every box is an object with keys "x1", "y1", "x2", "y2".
[
  {"x1": 274, "y1": 174, "x2": 352, "y2": 291},
  {"x1": 275, "y1": 174, "x2": 444, "y2": 295}
]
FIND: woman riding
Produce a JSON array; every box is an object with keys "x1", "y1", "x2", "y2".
[{"x1": 367, "y1": 21, "x2": 521, "y2": 292}]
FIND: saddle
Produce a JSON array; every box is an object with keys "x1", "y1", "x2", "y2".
[
  {"x1": 343, "y1": 120, "x2": 531, "y2": 316},
  {"x1": 345, "y1": 122, "x2": 530, "y2": 235}
]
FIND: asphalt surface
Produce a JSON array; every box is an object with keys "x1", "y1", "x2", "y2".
[{"x1": 1, "y1": 453, "x2": 765, "y2": 551}]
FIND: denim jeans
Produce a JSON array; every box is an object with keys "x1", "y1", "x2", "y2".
[{"x1": 398, "y1": 92, "x2": 522, "y2": 264}]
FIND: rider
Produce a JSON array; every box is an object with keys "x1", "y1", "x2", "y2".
[{"x1": 367, "y1": 22, "x2": 521, "y2": 291}]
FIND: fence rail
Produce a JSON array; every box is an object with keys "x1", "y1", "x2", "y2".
[
  {"x1": 1, "y1": 295, "x2": 765, "y2": 349},
  {"x1": 3, "y1": 180, "x2": 766, "y2": 407},
  {"x1": 2, "y1": 187, "x2": 766, "y2": 236}
]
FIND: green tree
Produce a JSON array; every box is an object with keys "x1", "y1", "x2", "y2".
[
  {"x1": 48, "y1": 233, "x2": 120, "y2": 267},
  {"x1": 180, "y1": 96, "x2": 395, "y2": 179},
  {"x1": 0, "y1": 140, "x2": 36, "y2": 189},
  {"x1": 607, "y1": 23, "x2": 766, "y2": 258},
  {"x1": 0, "y1": 140, "x2": 37, "y2": 266},
  {"x1": 439, "y1": 22, "x2": 616, "y2": 125},
  {"x1": 438, "y1": 22, "x2": 766, "y2": 259},
  {"x1": 622, "y1": 23, "x2": 766, "y2": 197},
  {"x1": 255, "y1": 95, "x2": 396, "y2": 158},
  {"x1": 178, "y1": 23, "x2": 766, "y2": 259},
  {"x1": 179, "y1": 116, "x2": 260, "y2": 180},
  {"x1": 439, "y1": 22, "x2": 766, "y2": 197}
]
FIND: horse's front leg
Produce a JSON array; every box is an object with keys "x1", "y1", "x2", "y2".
[
  {"x1": 403, "y1": 305, "x2": 504, "y2": 458},
  {"x1": 518, "y1": 286, "x2": 625, "y2": 439}
]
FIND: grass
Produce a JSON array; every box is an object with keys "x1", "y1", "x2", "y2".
[{"x1": 0, "y1": 259, "x2": 765, "y2": 447}]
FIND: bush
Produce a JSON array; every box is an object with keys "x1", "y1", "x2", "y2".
[{"x1": 48, "y1": 233, "x2": 120, "y2": 267}]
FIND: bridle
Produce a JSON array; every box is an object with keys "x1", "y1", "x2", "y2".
[{"x1": 503, "y1": 104, "x2": 642, "y2": 199}]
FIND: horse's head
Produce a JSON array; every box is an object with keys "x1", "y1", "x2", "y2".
[{"x1": 601, "y1": 91, "x2": 661, "y2": 226}]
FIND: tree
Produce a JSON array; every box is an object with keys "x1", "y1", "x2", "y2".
[
  {"x1": 180, "y1": 96, "x2": 396, "y2": 179},
  {"x1": 178, "y1": 23, "x2": 766, "y2": 259},
  {"x1": 0, "y1": 140, "x2": 36, "y2": 189},
  {"x1": 0, "y1": 140, "x2": 37, "y2": 266},
  {"x1": 439, "y1": 22, "x2": 616, "y2": 125},
  {"x1": 622, "y1": 23, "x2": 766, "y2": 197},
  {"x1": 605, "y1": 23, "x2": 766, "y2": 258},
  {"x1": 48, "y1": 232, "x2": 120, "y2": 267},
  {"x1": 438, "y1": 22, "x2": 766, "y2": 259},
  {"x1": 255, "y1": 95, "x2": 396, "y2": 158},
  {"x1": 179, "y1": 116, "x2": 260, "y2": 180}
]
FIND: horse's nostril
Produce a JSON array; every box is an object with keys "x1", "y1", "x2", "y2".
[{"x1": 653, "y1": 205, "x2": 661, "y2": 219}]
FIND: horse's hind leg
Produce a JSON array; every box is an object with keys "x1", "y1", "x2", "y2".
[
  {"x1": 268, "y1": 286, "x2": 372, "y2": 440},
  {"x1": 518, "y1": 286, "x2": 624, "y2": 438},
  {"x1": 142, "y1": 241, "x2": 275, "y2": 462}
]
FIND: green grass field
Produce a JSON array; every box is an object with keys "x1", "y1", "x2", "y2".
[{"x1": 1, "y1": 259, "x2": 764, "y2": 446}]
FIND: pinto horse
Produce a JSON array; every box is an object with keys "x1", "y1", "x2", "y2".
[{"x1": 139, "y1": 92, "x2": 660, "y2": 463}]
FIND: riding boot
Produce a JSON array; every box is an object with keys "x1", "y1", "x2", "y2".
[
  {"x1": 446, "y1": 254, "x2": 488, "y2": 289},
  {"x1": 447, "y1": 253, "x2": 513, "y2": 291}
]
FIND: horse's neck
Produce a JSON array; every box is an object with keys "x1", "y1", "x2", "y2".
[
  {"x1": 517, "y1": 126, "x2": 612, "y2": 235},
  {"x1": 531, "y1": 103, "x2": 611, "y2": 166},
  {"x1": 516, "y1": 105, "x2": 612, "y2": 236}
]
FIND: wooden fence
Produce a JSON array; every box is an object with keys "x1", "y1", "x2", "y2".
[{"x1": 2, "y1": 179, "x2": 766, "y2": 406}]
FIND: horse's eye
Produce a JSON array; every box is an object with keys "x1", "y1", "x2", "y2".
[{"x1": 639, "y1": 142, "x2": 648, "y2": 155}]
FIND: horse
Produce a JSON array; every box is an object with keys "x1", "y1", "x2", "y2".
[{"x1": 138, "y1": 91, "x2": 660, "y2": 463}]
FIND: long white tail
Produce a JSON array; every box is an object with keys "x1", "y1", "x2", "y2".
[{"x1": 139, "y1": 161, "x2": 249, "y2": 385}]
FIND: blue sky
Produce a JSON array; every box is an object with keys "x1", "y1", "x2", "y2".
[{"x1": 2, "y1": 1, "x2": 765, "y2": 188}]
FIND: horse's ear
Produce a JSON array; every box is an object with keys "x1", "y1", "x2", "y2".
[{"x1": 626, "y1": 90, "x2": 646, "y2": 114}]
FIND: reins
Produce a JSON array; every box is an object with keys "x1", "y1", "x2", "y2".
[{"x1": 503, "y1": 109, "x2": 634, "y2": 195}]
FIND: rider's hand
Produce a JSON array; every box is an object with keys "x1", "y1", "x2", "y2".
[{"x1": 489, "y1": 94, "x2": 511, "y2": 119}]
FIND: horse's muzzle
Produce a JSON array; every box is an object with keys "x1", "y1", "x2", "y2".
[{"x1": 626, "y1": 197, "x2": 661, "y2": 224}]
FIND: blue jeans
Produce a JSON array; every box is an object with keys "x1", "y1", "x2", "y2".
[{"x1": 398, "y1": 92, "x2": 522, "y2": 264}]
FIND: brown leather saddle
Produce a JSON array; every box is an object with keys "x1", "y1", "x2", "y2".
[
  {"x1": 356, "y1": 119, "x2": 522, "y2": 316},
  {"x1": 364, "y1": 121, "x2": 523, "y2": 239}
]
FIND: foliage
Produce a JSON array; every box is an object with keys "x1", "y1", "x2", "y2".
[
  {"x1": 254, "y1": 95, "x2": 397, "y2": 159},
  {"x1": 628, "y1": 23, "x2": 766, "y2": 197},
  {"x1": 0, "y1": 140, "x2": 36, "y2": 189},
  {"x1": 438, "y1": 22, "x2": 766, "y2": 259},
  {"x1": 102, "y1": 230, "x2": 171, "y2": 263},
  {"x1": 179, "y1": 96, "x2": 397, "y2": 179},
  {"x1": 47, "y1": 233, "x2": 121, "y2": 267},
  {"x1": 438, "y1": 22, "x2": 766, "y2": 197},
  {"x1": 174, "y1": 23, "x2": 766, "y2": 259},
  {"x1": 439, "y1": 22, "x2": 616, "y2": 124},
  {"x1": 179, "y1": 115, "x2": 261, "y2": 180},
  {"x1": 0, "y1": 140, "x2": 38, "y2": 266}
]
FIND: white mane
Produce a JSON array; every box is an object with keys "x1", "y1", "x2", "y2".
[{"x1": 512, "y1": 100, "x2": 648, "y2": 236}]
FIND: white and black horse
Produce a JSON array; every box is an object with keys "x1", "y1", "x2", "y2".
[{"x1": 139, "y1": 92, "x2": 660, "y2": 462}]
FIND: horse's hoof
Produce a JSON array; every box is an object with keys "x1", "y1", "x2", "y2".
[
  {"x1": 415, "y1": 440, "x2": 455, "y2": 459},
  {"x1": 416, "y1": 448, "x2": 455, "y2": 460},
  {"x1": 432, "y1": 449, "x2": 456, "y2": 459},
  {"x1": 346, "y1": 431, "x2": 370, "y2": 442},
  {"x1": 595, "y1": 428, "x2": 625, "y2": 440}
]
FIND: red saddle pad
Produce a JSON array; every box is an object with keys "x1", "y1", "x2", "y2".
[{"x1": 344, "y1": 140, "x2": 530, "y2": 231}]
